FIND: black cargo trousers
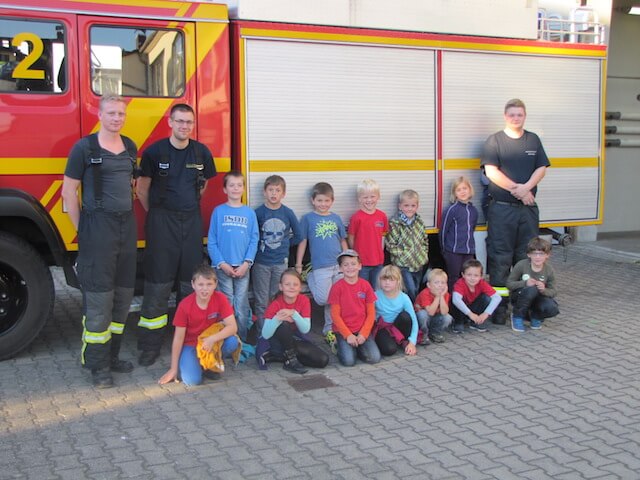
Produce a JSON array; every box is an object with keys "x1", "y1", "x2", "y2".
[{"x1": 77, "y1": 210, "x2": 137, "y2": 370}]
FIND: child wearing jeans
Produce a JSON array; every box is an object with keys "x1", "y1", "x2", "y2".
[
  {"x1": 347, "y1": 179, "x2": 388, "y2": 287},
  {"x1": 328, "y1": 249, "x2": 381, "y2": 367},
  {"x1": 386, "y1": 189, "x2": 429, "y2": 301},
  {"x1": 158, "y1": 265, "x2": 240, "y2": 386},
  {"x1": 208, "y1": 171, "x2": 259, "y2": 341},
  {"x1": 451, "y1": 259, "x2": 502, "y2": 334},
  {"x1": 415, "y1": 268, "x2": 453, "y2": 344},
  {"x1": 374, "y1": 265, "x2": 420, "y2": 356},
  {"x1": 440, "y1": 176, "x2": 479, "y2": 293},
  {"x1": 253, "y1": 175, "x2": 302, "y2": 330},
  {"x1": 507, "y1": 236, "x2": 559, "y2": 332},
  {"x1": 296, "y1": 182, "x2": 348, "y2": 351}
]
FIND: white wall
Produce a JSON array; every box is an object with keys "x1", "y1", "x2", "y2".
[{"x1": 601, "y1": 10, "x2": 640, "y2": 232}]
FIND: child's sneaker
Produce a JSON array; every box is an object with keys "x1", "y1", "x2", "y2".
[
  {"x1": 511, "y1": 315, "x2": 525, "y2": 332},
  {"x1": 452, "y1": 323, "x2": 464, "y2": 334},
  {"x1": 428, "y1": 333, "x2": 445, "y2": 344},
  {"x1": 469, "y1": 322, "x2": 487, "y2": 332},
  {"x1": 530, "y1": 318, "x2": 543, "y2": 330},
  {"x1": 325, "y1": 330, "x2": 337, "y2": 354}
]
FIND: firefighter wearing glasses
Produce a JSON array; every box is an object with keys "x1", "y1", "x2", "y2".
[{"x1": 136, "y1": 103, "x2": 216, "y2": 366}]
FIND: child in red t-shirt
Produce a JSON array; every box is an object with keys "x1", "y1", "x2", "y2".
[
  {"x1": 347, "y1": 179, "x2": 388, "y2": 288},
  {"x1": 328, "y1": 249, "x2": 381, "y2": 367},
  {"x1": 158, "y1": 265, "x2": 239, "y2": 386},
  {"x1": 450, "y1": 259, "x2": 502, "y2": 334},
  {"x1": 415, "y1": 268, "x2": 453, "y2": 344},
  {"x1": 261, "y1": 269, "x2": 329, "y2": 373}
]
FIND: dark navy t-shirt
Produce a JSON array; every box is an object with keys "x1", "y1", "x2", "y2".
[
  {"x1": 481, "y1": 130, "x2": 550, "y2": 203},
  {"x1": 140, "y1": 138, "x2": 216, "y2": 211}
]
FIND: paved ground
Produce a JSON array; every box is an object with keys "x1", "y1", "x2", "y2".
[{"x1": 1, "y1": 244, "x2": 639, "y2": 479}]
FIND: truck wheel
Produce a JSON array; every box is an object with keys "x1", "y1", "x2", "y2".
[{"x1": 0, "y1": 232, "x2": 54, "y2": 360}]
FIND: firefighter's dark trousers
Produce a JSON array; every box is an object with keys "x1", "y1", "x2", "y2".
[
  {"x1": 487, "y1": 200, "x2": 539, "y2": 318},
  {"x1": 138, "y1": 207, "x2": 204, "y2": 353},
  {"x1": 77, "y1": 210, "x2": 136, "y2": 370}
]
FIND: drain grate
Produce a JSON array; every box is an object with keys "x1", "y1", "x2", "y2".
[{"x1": 287, "y1": 374, "x2": 336, "y2": 392}]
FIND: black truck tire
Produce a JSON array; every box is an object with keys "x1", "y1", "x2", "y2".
[{"x1": 0, "y1": 232, "x2": 54, "y2": 360}]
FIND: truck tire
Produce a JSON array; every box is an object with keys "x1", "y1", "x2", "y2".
[{"x1": 0, "y1": 232, "x2": 54, "y2": 360}]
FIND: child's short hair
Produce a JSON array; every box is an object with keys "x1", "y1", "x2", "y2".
[
  {"x1": 450, "y1": 176, "x2": 475, "y2": 203},
  {"x1": 356, "y1": 179, "x2": 380, "y2": 198},
  {"x1": 192, "y1": 264, "x2": 217, "y2": 282},
  {"x1": 337, "y1": 249, "x2": 360, "y2": 266},
  {"x1": 311, "y1": 182, "x2": 334, "y2": 199},
  {"x1": 427, "y1": 268, "x2": 448, "y2": 283},
  {"x1": 280, "y1": 267, "x2": 303, "y2": 284},
  {"x1": 527, "y1": 236, "x2": 552, "y2": 254},
  {"x1": 462, "y1": 259, "x2": 483, "y2": 274},
  {"x1": 223, "y1": 170, "x2": 245, "y2": 188},
  {"x1": 398, "y1": 189, "x2": 419, "y2": 204},
  {"x1": 505, "y1": 98, "x2": 526, "y2": 113},
  {"x1": 263, "y1": 175, "x2": 286, "y2": 192},
  {"x1": 377, "y1": 265, "x2": 404, "y2": 292}
]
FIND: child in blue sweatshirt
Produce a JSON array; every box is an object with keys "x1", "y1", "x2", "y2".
[{"x1": 208, "y1": 171, "x2": 259, "y2": 341}]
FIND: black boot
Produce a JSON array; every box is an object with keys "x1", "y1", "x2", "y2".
[
  {"x1": 283, "y1": 349, "x2": 307, "y2": 374},
  {"x1": 92, "y1": 367, "x2": 114, "y2": 389},
  {"x1": 138, "y1": 350, "x2": 159, "y2": 367},
  {"x1": 110, "y1": 334, "x2": 134, "y2": 373}
]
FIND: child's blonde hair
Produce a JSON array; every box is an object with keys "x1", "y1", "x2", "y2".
[
  {"x1": 398, "y1": 189, "x2": 419, "y2": 205},
  {"x1": 377, "y1": 265, "x2": 404, "y2": 293},
  {"x1": 450, "y1": 176, "x2": 475, "y2": 203},
  {"x1": 357, "y1": 179, "x2": 380, "y2": 198},
  {"x1": 427, "y1": 268, "x2": 448, "y2": 283}
]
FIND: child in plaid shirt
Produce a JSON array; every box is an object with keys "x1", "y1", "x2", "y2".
[{"x1": 385, "y1": 189, "x2": 429, "y2": 301}]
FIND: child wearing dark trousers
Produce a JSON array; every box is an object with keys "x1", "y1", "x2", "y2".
[
  {"x1": 506, "y1": 236, "x2": 559, "y2": 332},
  {"x1": 260, "y1": 269, "x2": 329, "y2": 373},
  {"x1": 374, "y1": 265, "x2": 420, "y2": 356},
  {"x1": 450, "y1": 259, "x2": 501, "y2": 334}
]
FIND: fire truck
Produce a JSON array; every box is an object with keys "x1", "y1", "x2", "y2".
[{"x1": 0, "y1": 0, "x2": 607, "y2": 359}]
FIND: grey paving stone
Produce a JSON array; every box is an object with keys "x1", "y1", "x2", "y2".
[{"x1": 3, "y1": 256, "x2": 639, "y2": 479}]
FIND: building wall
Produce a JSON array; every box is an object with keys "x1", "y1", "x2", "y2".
[{"x1": 602, "y1": 9, "x2": 640, "y2": 232}]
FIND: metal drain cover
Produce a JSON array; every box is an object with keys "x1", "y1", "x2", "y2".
[{"x1": 287, "y1": 374, "x2": 336, "y2": 392}]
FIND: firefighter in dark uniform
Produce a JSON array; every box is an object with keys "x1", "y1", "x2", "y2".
[
  {"x1": 62, "y1": 94, "x2": 138, "y2": 388},
  {"x1": 481, "y1": 98, "x2": 549, "y2": 325},
  {"x1": 135, "y1": 103, "x2": 216, "y2": 366}
]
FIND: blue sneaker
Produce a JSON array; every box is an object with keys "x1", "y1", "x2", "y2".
[
  {"x1": 530, "y1": 318, "x2": 543, "y2": 330},
  {"x1": 511, "y1": 315, "x2": 525, "y2": 332},
  {"x1": 452, "y1": 323, "x2": 464, "y2": 334}
]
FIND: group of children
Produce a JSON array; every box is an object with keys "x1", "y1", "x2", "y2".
[{"x1": 159, "y1": 172, "x2": 559, "y2": 385}]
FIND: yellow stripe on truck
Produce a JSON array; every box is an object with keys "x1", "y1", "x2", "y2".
[{"x1": 249, "y1": 159, "x2": 436, "y2": 172}]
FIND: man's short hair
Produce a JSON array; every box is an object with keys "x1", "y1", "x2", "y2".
[
  {"x1": 504, "y1": 98, "x2": 526, "y2": 113},
  {"x1": 223, "y1": 170, "x2": 245, "y2": 187},
  {"x1": 264, "y1": 175, "x2": 286, "y2": 192},
  {"x1": 192, "y1": 264, "x2": 217, "y2": 282},
  {"x1": 527, "y1": 236, "x2": 552, "y2": 254},
  {"x1": 311, "y1": 182, "x2": 334, "y2": 199},
  {"x1": 170, "y1": 103, "x2": 195, "y2": 117},
  {"x1": 99, "y1": 94, "x2": 126, "y2": 111}
]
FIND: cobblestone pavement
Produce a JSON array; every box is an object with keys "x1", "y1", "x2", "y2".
[{"x1": 1, "y1": 246, "x2": 639, "y2": 479}]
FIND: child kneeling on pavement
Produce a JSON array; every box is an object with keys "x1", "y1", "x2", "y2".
[
  {"x1": 451, "y1": 259, "x2": 502, "y2": 333},
  {"x1": 506, "y1": 236, "x2": 559, "y2": 332},
  {"x1": 159, "y1": 265, "x2": 241, "y2": 386}
]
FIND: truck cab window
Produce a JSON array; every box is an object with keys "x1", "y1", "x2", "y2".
[
  {"x1": 90, "y1": 26, "x2": 185, "y2": 97},
  {"x1": 0, "y1": 18, "x2": 66, "y2": 93}
]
